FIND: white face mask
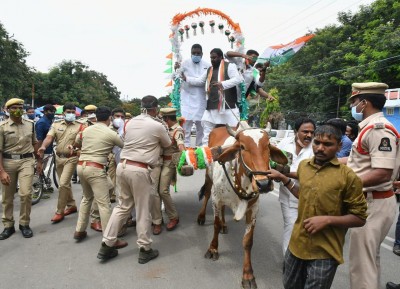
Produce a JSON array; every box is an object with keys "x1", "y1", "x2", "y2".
[
  {"x1": 64, "y1": 113, "x2": 76, "y2": 122},
  {"x1": 112, "y1": 118, "x2": 124, "y2": 128},
  {"x1": 351, "y1": 101, "x2": 365, "y2": 121}
]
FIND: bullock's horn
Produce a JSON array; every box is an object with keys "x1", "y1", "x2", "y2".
[
  {"x1": 265, "y1": 122, "x2": 272, "y2": 134},
  {"x1": 226, "y1": 124, "x2": 236, "y2": 137}
]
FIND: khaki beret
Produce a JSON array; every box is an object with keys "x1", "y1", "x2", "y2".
[
  {"x1": 160, "y1": 107, "x2": 177, "y2": 116},
  {"x1": 84, "y1": 104, "x2": 97, "y2": 111},
  {"x1": 5, "y1": 98, "x2": 24, "y2": 108},
  {"x1": 349, "y1": 82, "x2": 388, "y2": 100}
]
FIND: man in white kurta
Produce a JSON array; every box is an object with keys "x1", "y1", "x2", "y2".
[
  {"x1": 184, "y1": 48, "x2": 243, "y2": 145},
  {"x1": 277, "y1": 118, "x2": 315, "y2": 255},
  {"x1": 176, "y1": 44, "x2": 210, "y2": 147}
]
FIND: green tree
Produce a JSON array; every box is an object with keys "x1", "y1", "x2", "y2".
[
  {"x1": 265, "y1": 0, "x2": 400, "y2": 122},
  {"x1": 33, "y1": 60, "x2": 122, "y2": 108},
  {"x1": 0, "y1": 22, "x2": 32, "y2": 105}
]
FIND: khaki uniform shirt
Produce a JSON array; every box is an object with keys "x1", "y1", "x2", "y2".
[
  {"x1": 289, "y1": 157, "x2": 367, "y2": 264},
  {"x1": 0, "y1": 118, "x2": 37, "y2": 154},
  {"x1": 347, "y1": 112, "x2": 400, "y2": 192},
  {"x1": 47, "y1": 120, "x2": 85, "y2": 155},
  {"x1": 163, "y1": 123, "x2": 184, "y2": 156},
  {"x1": 76, "y1": 123, "x2": 123, "y2": 165},
  {"x1": 120, "y1": 114, "x2": 171, "y2": 168}
]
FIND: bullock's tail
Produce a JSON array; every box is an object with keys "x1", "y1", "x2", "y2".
[{"x1": 198, "y1": 184, "x2": 206, "y2": 201}]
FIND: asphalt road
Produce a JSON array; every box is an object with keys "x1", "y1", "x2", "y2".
[{"x1": 0, "y1": 167, "x2": 399, "y2": 289}]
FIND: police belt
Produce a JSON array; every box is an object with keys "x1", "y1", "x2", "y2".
[
  {"x1": 3, "y1": 153, "x2": 34, "y2": 160},
  {"x1": 120, "y1": 159, "x2": 148, "y2": 169},
  {"x1": 364, "y1": 190, "x2": 394, "y2": 199},
  {"x1": 78, "y1": 161, "x2": 105, "y2": 169}
]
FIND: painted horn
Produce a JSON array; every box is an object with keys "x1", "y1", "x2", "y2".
[{"x1": 226, "y1": 124, "x2": 236, "y2": 137}]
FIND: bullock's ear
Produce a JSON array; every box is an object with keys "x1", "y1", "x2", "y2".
[
  {"x1": 217, "y1": 142, "x2": 240, "y2": 163},
  {"x1": 269, "y1": 144, "x2": 288, "y2": 165}
]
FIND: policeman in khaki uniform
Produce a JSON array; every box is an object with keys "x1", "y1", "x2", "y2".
[
  {"x1": 38, "y1": 103, "x2": 85, "y2": 223},
  {"x1": 151, "y1": 107, "x2": 185, "y2": 235},
  {"x1": 97, "y1": 95, "x2": 171, "y2": 263},
  {"x1": 72, "y1": 107, "x2": 123, "y2": 241},
  {"x1": 345, "y1": 82, "x2": 400, "y2": 289},
  {"x1": 0, "y1": 98, "x2": 40, "y2": 240}
]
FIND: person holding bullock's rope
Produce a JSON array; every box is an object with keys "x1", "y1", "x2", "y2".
[{"x1": 268, "y1": 123, "x2": 367, "y2": 289}]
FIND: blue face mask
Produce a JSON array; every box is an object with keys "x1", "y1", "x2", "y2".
[
  {"x1": 351, "y1": 101, "x2": 365, "y2": 121},
  {"x1": 65, "y1": 113, "x2": 76, "y2": 122},
  {"x1": 27, "y1": 114, "x2": 35, "y2": 120},
  {"x1": 191, "y1": 55, "x2": 202, "y2": 63}
]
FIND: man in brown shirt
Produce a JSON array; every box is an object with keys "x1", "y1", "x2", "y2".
[
  {"x1": 0, "y1": 98, "x2": 40, "y2": 240},
  {"x1": 38, "y1": 103, "x2": 85, "y2": 223},
  {"x1": 97, "y1": 95, "x2": 171, "y2": 263},
  {"x1": 268, "y1": 123, "x2": 367, "y2": 289},
  {"x1": 346, "y1": 82, "x2": 400, "y2": 289},
  {"x1": 72, "y1": 107, "x2": 123, "y2": 241},
  {"x1": 151, "y1": 107, "x2": 185, "y2": 235}
]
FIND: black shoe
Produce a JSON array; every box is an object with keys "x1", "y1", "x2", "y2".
[
  {"x1": 386, "y1": 282, "x2": 400, "y2": 289},
  {"x1": 19, "y1": 225, "x2": 33, "y2": 238},
  {"x1": 393, "y1": 244, "x2": 400, "y2": 256},
  {"x1": 97, "y1": 242, "x2": 118, "y2": 260},
  {"x1": 0, "y1": 227, "x2": 15, "y2": 240},
  {"x1": 138, "y1": 247, "x2": 159, "y2": 264},
  {"x1": 72, "y1": 178, "x2": 77, "y2": 184}
]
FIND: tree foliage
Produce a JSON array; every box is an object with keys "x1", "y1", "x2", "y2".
[
  {"x1": 263, "y1": 0, "x2": 400, "y2": 126},
  {"x1": 0, "y1": 22, "x2": 32, "y2": 105},
  {"x1": 33, "y1": 60, "x2": 122, "y2": 108}
]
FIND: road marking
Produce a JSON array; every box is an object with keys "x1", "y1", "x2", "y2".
[{"x1": 268, "y1": 187, "x2": 395, "y2": 251}]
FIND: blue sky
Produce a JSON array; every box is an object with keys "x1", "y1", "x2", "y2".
[{"x1": 1, "y1": 0, "x2": 374, "y2": 102}]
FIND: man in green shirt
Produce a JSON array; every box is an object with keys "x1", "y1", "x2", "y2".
[{"x1": 268, "y1": 123, "x2": 367, "y2": 289}]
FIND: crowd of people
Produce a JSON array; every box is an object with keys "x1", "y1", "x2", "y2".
[{"x1": 0, "y1": 44, "x2": 399, "y2": 289}]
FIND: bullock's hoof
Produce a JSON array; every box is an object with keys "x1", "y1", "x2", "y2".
[
  {"x1": 197, "y1": 217, "x2": 205, "y2": 225},
  {"x1": 241, "y1": 277, "x2": 257, "y2": 289},
  {"x1": 204, "y1": 249, "x2": 219, "y2": 261},
  {"x1": 219, "y1": 225, "x2": 228, "y2": 234}
]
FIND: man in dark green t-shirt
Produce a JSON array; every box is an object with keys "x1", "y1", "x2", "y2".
[{"x1": 268, "y1": 123, "x2": 368, "y2": 289}]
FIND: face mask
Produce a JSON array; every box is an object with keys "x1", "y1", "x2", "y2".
[
  {"x1": 10, "y1": 109, "x2": 24, "y2": 118},
  {"x1": 27, "y1": 114, "x2": 35, "y2": 120},
  {"x1": 112, "y1": 118, "x2": 124, "y2": 128},
  {"x1": 191, "y1": 55, "x2": 202, "y2": 63},
  {"x1": 47, "y1": 113, "x2": 55, "y2": 120},
  {"x1": 65, "y1": 113, "x2": 76, "y2": 122},
  {"x1": 351, "y1": 101, "x2": 365, "y2": 121}
]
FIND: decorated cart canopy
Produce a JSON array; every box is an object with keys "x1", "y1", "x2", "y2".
[{"x1": 165, "y1": 8, "x2": 249, "y2": 120}]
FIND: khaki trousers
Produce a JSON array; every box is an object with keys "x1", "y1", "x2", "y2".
[
  {"x1": 55, "y1": 156, "x2": 77, "y2": 214},
  {"x1": 2, "y1": 158, "x2": 35, "y2": 227},
  {"x1": 150, "y1": 166, "x2": 162, "y2": 225},
  {"x1": 108, "y1": 154, "x2": 116, "y2": 198},
  {"x1": 349, "y1": 195, "x2": 397, "y2": 289},
  {"x1": 151, "y1": 160, "x2": 178, "y2": 224},
  {"x1": 103, "y1": 162, "x2": 153, "y2": 250},
  {"x1": 76, "y1": 164, "x2": 112, "y2": 232},
  {"x1": 90, "y1": 175, "x2": 113, "y2": 222}
]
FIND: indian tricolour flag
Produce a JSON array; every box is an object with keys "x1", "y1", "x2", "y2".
[{"x1": 258, "y1": 34, "x2": 315, "y2": 66}]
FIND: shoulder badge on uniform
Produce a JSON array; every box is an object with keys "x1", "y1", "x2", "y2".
[
  {"x1": 373, "y1": 123, "x2": 385, "y2": 129},
  {"x1": 378, "y1": 137, "x2": 392, "y2": 152}
]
